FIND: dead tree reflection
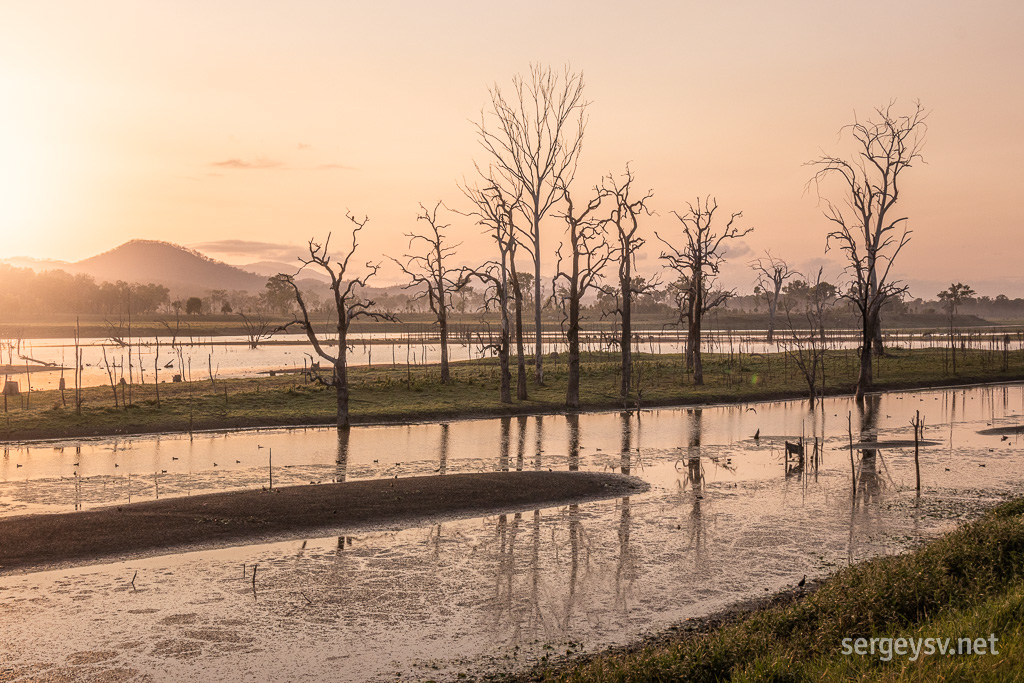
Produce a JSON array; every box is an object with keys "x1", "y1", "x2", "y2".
[
  {"x1": 499, "y1": 416, "x2": 511, "y2": 472},
  {"x1": 515, "y1": 415, "x2": 527, "y2": 471},
  {"x1": 567, "y1": 413, "x2": 580, "y2": 471},
  {"x1": 619, "y1": 411, "x2": 632, "y2": 475},
  {"x1": 335, "y1": 427, "x2": 349, "y2": 482},
  {"x1": 438, "y1": 422, "x2": 450, "y2": 476},
  {"x1": 534, "y1": 415, "x2": 544, "y2": 470},
  {"x1": 615, "y1": 495, "x2": 637, "y2": 610}
]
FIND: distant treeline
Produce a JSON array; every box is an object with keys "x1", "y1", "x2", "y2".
[{"x1": 0, "y1": 265, "x2": 170, "y2": 316}]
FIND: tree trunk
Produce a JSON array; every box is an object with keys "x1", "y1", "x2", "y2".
[
  {"x1": 691, "y1": 315, "x2": 704, "y2": 385},
  {"x1": 336, "y1": 329, "x2": 350, "y2": 429},
  {"x1": 872, "y1": 310, "x2": 884, "y2": 356},
  {"x1": 690, "y1": 273, "x2": 703, "y2": 385},
  {"x1": 566, "y1": 289, "x2": 581, "y2": 409},
  {"x1": 766, "y1": 297, "x2": 777, "y2": 343},
  {"x1": 439, "y1": 306, "x2": 450, "y2": 384},
  {"x1": 856, "y1": 318, "x2": 873, "y2": 402},
  {"x1": 498, "y1": 336, "x2": 511, "y2": 404},
  {"x1": 533, "y1": 210, "x2": 544, "y2": 385},
  {"x1": 499, "y1": 289, "x2": 512, "y2": 404},
  {"x1": 619, "y1": 267, "x2": 632, "y2": 400},
  {"x1": 511, "y1": 270, "x2": 528, "y2": 400}
]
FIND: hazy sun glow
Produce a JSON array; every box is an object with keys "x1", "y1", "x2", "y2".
[{"x1": 0, "y1": 0, "x2": 1022, "y2": 295}]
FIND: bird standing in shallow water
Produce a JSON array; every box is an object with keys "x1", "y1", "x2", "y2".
[{"x1": 798, "y1": 575, "x2": 806, "y2": 589}]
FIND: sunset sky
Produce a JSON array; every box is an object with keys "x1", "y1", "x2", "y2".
[{"x1": 1, "y1": 0, "x2": 1021, "y2": 296}]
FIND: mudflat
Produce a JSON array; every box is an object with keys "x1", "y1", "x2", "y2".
[{"x1": 0, "y1": 471, "x2": 645, "y2": 571}]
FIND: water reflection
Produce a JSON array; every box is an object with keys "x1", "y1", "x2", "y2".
[
  {"x1": 335, "y1": 428, "x2": 349, "y2": 482},
  {"x1": 567, "y1": 413, "x2": 580, "y2": 471}
]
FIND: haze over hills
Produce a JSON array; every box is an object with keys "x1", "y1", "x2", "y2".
[
  {"x1": 1, "y1": 240, "x2": 271, "y2": 295},
  {"x1": 243, "y1": 260, "x2": 332, "y2": 284}
]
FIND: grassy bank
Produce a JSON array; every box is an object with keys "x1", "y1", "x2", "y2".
[
  {"x1": 2, "y1": 346, "x2": 1024, "y2": 442},
  {"x1": 515, "y1": 498, "x2": 1024, "y2": 682}
]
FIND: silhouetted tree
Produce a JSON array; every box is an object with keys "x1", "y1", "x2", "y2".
[
  {"x1": 750, "y1": 251, "x2": 798, "y2": 343},
  {"x1": 389, "y1": 201, "x2": 462, "y2": 384},
  {"x1": 603, "y1": 166, "x2": 654, "y2": 400},
  {"x1": 476, "y1": 64, "x2": 587, "y2": 386},
  {"x1": 553, "y1": 183, "x2": 610, "y2": 409},
  {"x1": 463, "y1": 179, "x2": 521, "y2": 402},
  {"x1": 185, "y1": 297, "x2": 203, "y2": 315},
  {"x1": 279, "y1": 214, "x2": 395, "y2": 429},
  {"x1": 657, "y1": 197, "x2": 752, "y2": 385},
  {"x1": 808, "y1": 100, "x2": 928, "y2": 400}
]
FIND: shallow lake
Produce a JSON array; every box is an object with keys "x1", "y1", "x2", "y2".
[
  {"x1": 2, "y1": 382, "x2": 1024, "y2": 680},
  {"x1": 6, "y1": 325, "x2": 1021, "y2": 391}
]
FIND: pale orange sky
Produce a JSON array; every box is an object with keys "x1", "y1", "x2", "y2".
[{"x1": 1, "y1": 1, "x2": 1021, "y2": 296}]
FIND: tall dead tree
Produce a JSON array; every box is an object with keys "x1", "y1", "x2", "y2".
[
  {"x1": 603, "y1": 167, "x2": 654, "y2": 400},
  {"x1": 463, "y1": 176, "x2": 529, "y2": 400},
  {"x1": 750, "y1": 251, "x2": 798, "y2": 343},
  {"x1": 280, "y1": 214, "x2": 395, "y2": 429},
  {"x1": 553, "y1": 183, "x2": 610, "y2": 409},
  {"x1": 476, "y1": 64, "x2": 587, "y2": 386},
  {"x1": 462, "y1": 259, "x2": 512, "y2": 403},
  {"x1": 657, "y1": 197, "x2": 752, "y2": 385},
  {"x1": 389, "y1": 201, "x2": 462, "y2": 384},
  {"x1": 808, "y1": 100, "x2": 927, "y2": 400}
]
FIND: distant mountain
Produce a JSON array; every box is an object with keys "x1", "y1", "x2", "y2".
[
  {"x1": 0, "y1": 256, "x2": 71, "y2": 271},
  {"x1": 66, "y1": 240, "x2": 268, "y2": 293}
]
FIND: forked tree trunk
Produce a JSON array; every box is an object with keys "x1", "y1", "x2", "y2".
[
  {"x1": 566, "y1": 288, "x2": 581, "y2": 409},
  {"x1": 619, "y1": 267, "x2": 632, "y2": 400}
]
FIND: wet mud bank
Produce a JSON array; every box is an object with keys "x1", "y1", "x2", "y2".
[{"x1": 0, "y1": 471, "x2": 646, "y2": 572}]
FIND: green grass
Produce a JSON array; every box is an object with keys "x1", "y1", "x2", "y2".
[
  {"x1": 518, "y1": 499, "x2": 1024, "y2": 682},
  {"x1": 2, "y1": 345, "x2": 1024, "y2": 441}
]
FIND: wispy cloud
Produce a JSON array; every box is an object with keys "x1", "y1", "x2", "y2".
[
  {"x1": 210, "y1": 157, "x2": 284, "y2": 170},
  {"x1": 191, "y1": 239, "x2": 298, "y2": 262},
  {"x1": 297, "y1": 143, "x2": 312, "y2": 150},
  {"x1": 207, "y1": 157, "x2": 354, "y2": 172}
]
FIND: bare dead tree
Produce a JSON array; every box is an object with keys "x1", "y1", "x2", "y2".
[
  {"x1": 476, "y1": 64, "x2": 588, "y2": 386},
  {"x1": 238, "y1": 311, "x2": 274, "y2": 349},
  {"x1": 388, "y1": 201, "x2": 462, "y2": 384},
  {"x1": 462, "y1": 176, "x2": 529, "y2": 400},
  {"x1": 750, "y1": 251, "x2": 799, "y2": 343},
  {"x1": 603, "y1": 166, "x2": 655, "y2": 400},
  {"x1": 807, "y1": 100, "x2": 928, "y2": 400},
  {"x1": 279, "y1": 214, "x2": 396, "y2": 429},
  {"x1": 553, "y1": 182, "x2": 610, "y2": 409},
  {"x1": 461, "y1": 259, "x2": 512, "y2": 403},
  {"x1": 778, "y1": 267, "x2": 832, "y2": 407},
  {"x1": 657, "y1": 197, "x2": 752, "y2": 385}
]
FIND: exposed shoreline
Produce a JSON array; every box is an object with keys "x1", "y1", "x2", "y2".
[
  {"x1": 0, "y1": 471, "x2": 646, "y2": 573},
  {"x1": 5, "y1": 372, "x2": 1024, "y2": 444}
]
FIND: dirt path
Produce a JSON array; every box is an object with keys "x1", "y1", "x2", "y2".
[{"x1": 0, "y1": 471, "x2": 645, "y2": 572}]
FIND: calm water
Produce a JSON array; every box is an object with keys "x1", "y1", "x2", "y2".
[
  {"x1": 2, "y1": 382, "x2": 1023, "y2": 680},
  {"x1": 6, "y1": 326, "x2": 1021, "y2": 391}
]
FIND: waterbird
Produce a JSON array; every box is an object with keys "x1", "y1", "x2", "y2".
[
  {"x1": 172, "y1": 457, "x2": 178, "y2": 460},
  {"x1": 753, "y1": 429, "x2": 760, "y2": 440},
  {"x1": 213, "y1": 462, "x2": 218, "y2": 467},
  {"x1": 236, "y1": 460, "x2": 241, "y2": 463},
  {"x1": 798, "y1": 575, "x2": 806, "y2": 589}
]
